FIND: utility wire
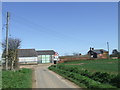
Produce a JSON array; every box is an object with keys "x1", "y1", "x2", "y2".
[
  {"x1": 9, "y1": 12, "x2": 71, "y2": 42},
  {"x1": 3, "y1": 10, "x2": 84, "y2": 46},
  {"x1": 10, "y1": 11, "x2": 83, "y2": 42}
]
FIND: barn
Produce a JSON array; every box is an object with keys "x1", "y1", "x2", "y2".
[
  {"x1": 18, "y1": 49, "x2": 38, "y2": 64},
  {"x1": 36, "y1": 50, "x2": 55, "y2": 63}
]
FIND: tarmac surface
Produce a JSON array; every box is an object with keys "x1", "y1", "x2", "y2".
[{"x1": 34, "y1": 64, "x2": 81, "y2": 88}]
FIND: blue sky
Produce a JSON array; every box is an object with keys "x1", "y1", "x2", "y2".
[{"x1": 2, "y1": 2, "x2": 118, "y2": 56}]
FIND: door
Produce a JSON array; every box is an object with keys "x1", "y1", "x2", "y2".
[
  {"x1": 42, "y1": 55, "x2": 46, "y2": 63},
  {"x1": 45, "y1": 55, "x2": 50, "y2": 63},
  {"x1": 41, "y1": 55, "x2": 50, "y2": 63}
]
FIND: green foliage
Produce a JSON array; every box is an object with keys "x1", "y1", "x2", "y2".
[
  {"x1": 2, "y1": 68, "x2": 32, "y2": 88},
  {"x1": 49, "y1": 59, "x2": 119, "y2": 88},
  {"x1": 91, "y1": 72, "x2": 115, "y2": 83},
  {"x1": 110, "y1": 74, "x2": 120, "y2": 88},
  {"x1": 54, "y1": 64, "x2": 117, "y2": 86},
  {"x1": 48, "y1": 65, "x2": 117, "y2": 88}
]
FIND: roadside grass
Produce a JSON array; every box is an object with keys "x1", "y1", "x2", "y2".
[
  {"x1": 48, "y1": 65, "x2": 118, "y2": 88},
  {"x1": 48, "y1": 59, "x2": 119, "y2": 88},
  {"x1": 2, "y1": 68, "x2": 32, "y2": 88},
  {"x1": 0, "y1": 69, "x2": 1, "y2": 89},
  {"x1": 59, "y1": 59, "x2": 118, "y2": 75}
]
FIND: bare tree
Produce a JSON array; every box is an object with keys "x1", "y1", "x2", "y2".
[
  {"x1": 72, "y1": 52, "x2": 79, "y2": 56},
  {"x1": 2, "y1": 38, "x2": 21, "y2": 70}
]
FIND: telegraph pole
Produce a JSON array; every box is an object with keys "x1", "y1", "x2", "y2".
[
  {"x1": 107, "y1": 42, "x2": 110, "y2": 59},
  {"x1": 5, "y1": 12, "x2": 10, "y2": 70}
]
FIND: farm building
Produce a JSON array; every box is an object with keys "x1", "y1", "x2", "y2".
[
  {"x1": 88, "y1": 48, "x2": 108, "y2": 59},
  {"x1": 18, "y1": 49, "x2": 59, "y2": 64},
  {"x1": 18, "y1": 49, "x2": 38, "y2": 64},
  {"x1": 36, "y1": 50, "x2": 56, "y2": 64}
]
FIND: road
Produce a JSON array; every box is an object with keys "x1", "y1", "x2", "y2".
[{"x1": 34, "y1": 64, "x2": 81, "y2": 88}]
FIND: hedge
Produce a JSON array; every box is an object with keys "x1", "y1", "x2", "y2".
[
  {"x1": 53, "y1": 65, "x2": 119, "y2": 88},
  {"x1": 48, "y1": 66, "x2": 116, "y2": 88}
]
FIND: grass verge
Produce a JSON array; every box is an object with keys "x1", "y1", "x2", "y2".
[
  {"x1": 2, "y1": 68, "x2": 32, "y2": 88},
  {"x1": 48, "y1": 64, "x2": 119, "y2": 88}
]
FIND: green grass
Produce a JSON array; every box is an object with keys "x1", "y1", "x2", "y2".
[
  {"x1": 48, "y1": 59, "x2": 119, "y2": 88},
  {"x1": 0, "y1": 70, "x2": 2, "y2": 89},
  {"x1": 49, "y1": 65, "x2": 118, "y2": 88},
  {"x1": 2, "y1": 68, "x2": 32, "y2": 88},
  {"x1": 59, "y1": 59, "x2": 118, "y2": 75}
]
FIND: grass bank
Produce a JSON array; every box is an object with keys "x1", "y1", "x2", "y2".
[
  {"x1": 2, "y1": 68, "x2": 32, "y2": 88},
  {"x1": 48, "y1": 59, "x2": 119, "y2": 88}
]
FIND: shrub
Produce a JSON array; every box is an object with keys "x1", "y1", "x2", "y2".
[
  {"x1": 110, "y1": 74, "x2": 120, "y2": 88},
  {"x1": 92, "y1": 72, "x2": 113, "y2": 83},
  {"x1": 53, "y1": 65, "x2": 118, "y2": 87}
]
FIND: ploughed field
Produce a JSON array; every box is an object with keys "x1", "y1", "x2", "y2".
[{"x1": 48, "y1": 59, "x2": 119, "y2": 88}]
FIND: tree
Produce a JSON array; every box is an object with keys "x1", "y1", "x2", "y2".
[
  {"x1": 72, "y1": 52, "x2": 80, "y2": 56},
  {"x1": 110, "y1": 49, "x2": 120, "y2": 58},
  {"x1": 2, "y1": 38, "x2": 21, "y2": 70},
  {"x1": 112, "y1": 49, "x2": 118, "y2": 55}
]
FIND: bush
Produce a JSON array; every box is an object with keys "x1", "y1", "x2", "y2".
[
  {"x1": 49, "y1": 65, "x2": 119, "y2": 88},
  {"x1": 54, "y1": 65, "x2": 118, "y2": 87},
  {"x1": 92, "y1": 72, "x2": 115, "y2": 83},
  {"x1": 110, "y1": 74, "x2": 120, "y2": 88}
]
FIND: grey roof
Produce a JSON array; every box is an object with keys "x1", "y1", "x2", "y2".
[
  {"x1": 18, "y1": 49, "x2": 37, "y2": 57},
  {"x1": 36, "y1": 50, "x2": 55, "y2": 55},
  {"x1": 92, "y1": 49, "x2": 108, "y2": 54}
]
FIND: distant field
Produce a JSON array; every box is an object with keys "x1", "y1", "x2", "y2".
[{"x1": 59, "y1": 59, "x2": 118, "y2": 75}]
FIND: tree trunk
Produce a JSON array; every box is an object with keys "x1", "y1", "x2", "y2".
[
  {"x1": 10, "y1": 50, "x2": 15, "y2": 70},
  {"x1": 14, "y1": 50, "x2": 19, "y2": 70},
  {"x1": 11, "y1": 60, "x2": 14, "y2": 70}
]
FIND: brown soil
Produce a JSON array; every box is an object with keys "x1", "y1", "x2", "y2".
[
  {"x1": 32, "y1": 68, "x2": 36, "y2": 88},
  {"x1": 65, "y1": 63, "x2": 84, "y2": 65}
]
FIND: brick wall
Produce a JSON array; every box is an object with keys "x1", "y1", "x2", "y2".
[{"x1": 58, "y1": 57, "x2": 91, "y2": 63}]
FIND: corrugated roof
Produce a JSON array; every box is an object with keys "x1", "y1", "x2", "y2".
[
  {"x1": 36, "y1": 50, "x2": 55, "y2": 55},
  {"x1": 18, "y1": 49, "x2": 37, "y2": 57}
]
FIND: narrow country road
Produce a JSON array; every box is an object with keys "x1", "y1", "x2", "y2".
[{"x1": 34, "y1": 64, "x2": 81, "y2": 88}]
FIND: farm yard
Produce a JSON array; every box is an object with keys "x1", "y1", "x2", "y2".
[
  {"x1": 2, "y1": 1, "x2": 119, "y2": 89},
  {"x1": 49, "y1": 59, "x2": 119, "y2": 88}
]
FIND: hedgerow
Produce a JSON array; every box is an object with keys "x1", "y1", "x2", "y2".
[
  {"x1": 53, "y1": 64, "x2": 120, "y2": 88},
  {"x1": 48, "y1": 65, "x2": 117, "y2": 88}
]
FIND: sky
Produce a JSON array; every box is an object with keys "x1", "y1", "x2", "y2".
[{"x1": 2, "y1": 2, "x2": 118, "y2": 56}]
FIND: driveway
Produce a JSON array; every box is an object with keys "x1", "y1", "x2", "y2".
[{"x1": 33, "y1": 64, "x2": 81, "y2": 88}]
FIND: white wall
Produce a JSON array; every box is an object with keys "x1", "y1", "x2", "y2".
[{"x1": 19, "y1": 57, "x2": 37, "y2": 63}]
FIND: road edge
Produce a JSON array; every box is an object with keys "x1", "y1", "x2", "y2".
[{"x1": 32, "y1": 68, "x2": 36, "y2": 88}]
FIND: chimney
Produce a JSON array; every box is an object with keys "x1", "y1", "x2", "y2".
[
  {"x1": 90, "y1": 47, "x2": 92, "y2": 50},
  {"x1": 92, "y1": 48, "x2": 94, "y2": 50}
]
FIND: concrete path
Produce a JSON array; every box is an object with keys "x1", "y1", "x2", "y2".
[{"x1": 34, "y1": 64, "x2": 81, "y2": 88}]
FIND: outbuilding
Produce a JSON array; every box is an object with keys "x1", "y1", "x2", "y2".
[
  {"x1": 18, "y1": 49, "x2": 38, "y2": 64},
  {"x1": 36, "y1": 50, "x2": 55, "y2": 63}
]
